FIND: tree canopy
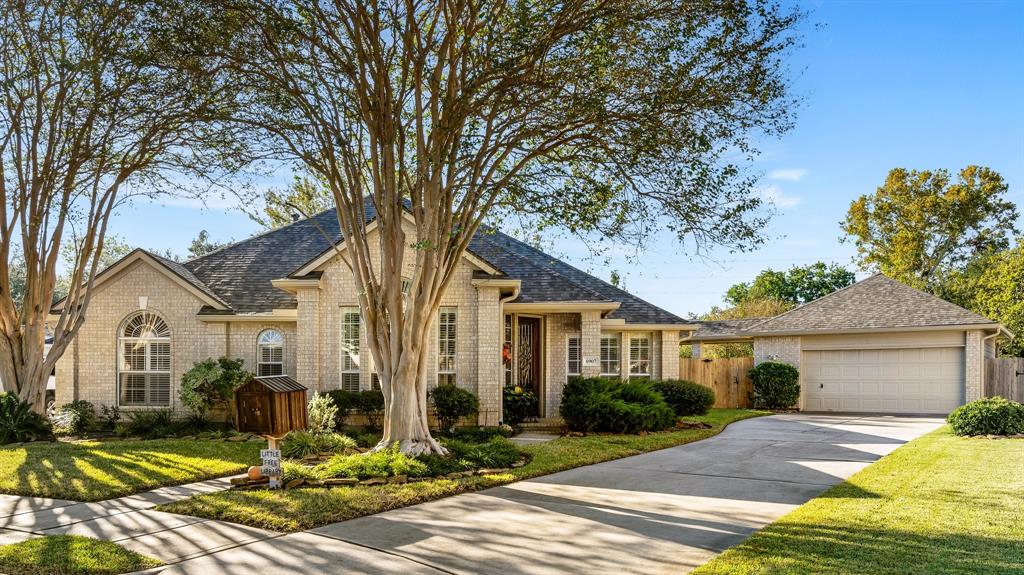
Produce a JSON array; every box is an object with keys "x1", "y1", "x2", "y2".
[
  {"x1": 840, "y1": 166, "x2": 1018, "y2": 291},
  {"x1": 725, "y1": 262, "x2": 855, "y2": 306},
  {"x1": 941, "y1": 244, "x2": 1024, "y2": 357},
  {"x1": 219, "y1": 0, "x2": 804, "y2": 454}
]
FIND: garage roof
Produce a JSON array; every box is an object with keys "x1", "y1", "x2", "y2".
[
  {"x1": 685, "y1": 274, "x2": 1000, "y2": 341},
  {"x1": 748, "y1": 274, "x2": 996, "y2": 334}
]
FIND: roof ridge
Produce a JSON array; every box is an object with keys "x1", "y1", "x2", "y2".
[
  {"x1": 184, "y1": 207, "x2": 339, "y2": 269},
  {"x1": 474, "y1": 231, "x2": 614, "y2": 302},
  {"x1": 749, "y1": 272, "x2": 881, "y2": 329}
]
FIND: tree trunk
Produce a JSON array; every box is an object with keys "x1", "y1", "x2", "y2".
[{"x1": 375, "y1": 359, "x2": 446, "y2": 456}]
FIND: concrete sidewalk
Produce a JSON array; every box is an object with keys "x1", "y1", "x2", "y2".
[
  {"x1": 149, "y1": 414, "x2": 942, "y2": 574},
  {"x1": 0, "y1": 476, "x2": 280, "y2": 564}
]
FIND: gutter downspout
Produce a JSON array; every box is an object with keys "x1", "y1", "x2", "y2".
[{"x1": 496, "y1": 286, "x2": 520, "y2": 426}]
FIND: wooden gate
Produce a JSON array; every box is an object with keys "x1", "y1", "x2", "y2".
[
  {"x1": 985, "y1": 358, "x2": 1024, "y2": 403},
  {"x1": 679, "y1": 357, "x2": 754, "y2": 408}
]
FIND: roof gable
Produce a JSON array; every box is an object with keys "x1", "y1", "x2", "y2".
[{"x1": 749, "y1": 274, "x2": 996, "y2": 334}]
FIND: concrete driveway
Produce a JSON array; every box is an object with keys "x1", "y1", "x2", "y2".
[{"x1": 153, "y1": 413, "x2": 944, "y2": 574}]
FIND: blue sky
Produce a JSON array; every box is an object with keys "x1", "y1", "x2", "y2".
[{"x1": 111, "y1": 0, "x2": 1024, "y2": 318}]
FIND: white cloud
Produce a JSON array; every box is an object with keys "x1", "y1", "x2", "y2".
[
  {"x1": 768, "y1": 168, "x2": 808, "y2": 182},
  {"x1": 757, "y1": 184, "x2": 802, "y2": 208}
]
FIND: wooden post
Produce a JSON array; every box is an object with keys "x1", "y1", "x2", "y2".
[{"x1": 261, "y1": 435, "x2": 285, "y2": 489}]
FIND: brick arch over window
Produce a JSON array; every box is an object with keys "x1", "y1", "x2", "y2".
[
  {"x1": 257, "y1": 329, "x2": 285, "y2": 376},
  {"x1": 118, "y1": 311, "x2": 172, "y2": 406}
]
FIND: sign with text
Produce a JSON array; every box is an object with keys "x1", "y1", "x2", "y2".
[
  {"x1": 582, "y1": 357, "x2": 599, "y2": 368},
  {"x1": 262, "y1": 444, "x2": 283, "y2": 488}
]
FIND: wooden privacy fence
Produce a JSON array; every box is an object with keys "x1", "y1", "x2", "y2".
[
  {"x1": 679, "y1": 357, "x2": 754, "y2": 408},
  {"x1": 985, "y1": 358, "x2": 1024, "y2": 403}
]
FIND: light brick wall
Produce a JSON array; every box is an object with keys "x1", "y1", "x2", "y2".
[
  {"x1": 661, "y1": 330, "x2": 680, "y2": 380},
  {"x1": 227, "y1": 322, "x2": 297, "y2": 377},
  {"x1": 476, "y1": 286, "x2": 502, "y2": 425},
  {"x1": 580, "y1": 311, "x2": 602, "y2": 378},
  {"x1": 754, "y1": 336, "x2": 801, "y2": 369},
  {"x1": 965, "y1": 329, "x2": 983, "y2": 402},
  {"x1": 544, "y1": 313, "x2": 579, "y2": 418},
  {"x1": 55, "y1": 260, "x2": 212, "y2": 413}
]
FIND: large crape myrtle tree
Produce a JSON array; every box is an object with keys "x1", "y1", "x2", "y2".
[
  {"x1": 0, "y1": 0, "x2": 242, "y2": 410},
  {"x1": 225, "y1": 0, "x2": 802, "y2": 454}
]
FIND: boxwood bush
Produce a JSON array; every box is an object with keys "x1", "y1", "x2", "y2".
[
  {"x1": 429, "y1": 384, "x2": 479, "y2": 433},
  {"x1": 650, "y1": 379, "x2": 716, "y2": 416},
  {"x1": 947, "y1": 397, "x2": 1024, "y2": 436},
  {"x1": 749, "y1": 361, "x2": 800, "y2": 409},
  {"x1": 559, "y1": 377, "x2": 676, "y2": 433}
]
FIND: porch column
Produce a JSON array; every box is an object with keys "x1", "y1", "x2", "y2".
[
  {"x1": 692, "y1": 341, "x2": 702, "y2": 359},
  {"x1": 580, "y1": 310, "x2": 602, "y2": 378},
  {"x1": 661, "y1": 330, "x2": 680, "y2": 381},
  {"x1": 476, "y1": 286, "x2": 503, "y2": 425},
  {"x1": 296, "y1": 287, "x2": 320, "y2": 393}
]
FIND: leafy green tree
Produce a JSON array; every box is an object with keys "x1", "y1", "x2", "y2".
[
  {"x1": 725, "y1": 262, "x2": 855, "y2": 306},
  {"x1": 180, "y1": 358, "x2": 252, "y2": 419},
  {"x1": 0, "y1": 0, "x2": 243, "y2": 408},
  {"x1": 841, "y1": 166, "x2": 1018, "y2": 291},
  {"x1": 247, "y1": 174, "x2": 334, "y2": 230},
  {"x1": 941, "y1": 245, "x2": 1024, "y2": 357},
  {"x1": 223, "y1": 0, "x2": 802, "y2": 454},
  {"x1": 188, "y1": 230, "x2": 229, "y2": 259}
]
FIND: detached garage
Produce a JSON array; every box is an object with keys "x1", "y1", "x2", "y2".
[{"x1": 686, "y1": 274, "x2": 1013, "y2": 415}]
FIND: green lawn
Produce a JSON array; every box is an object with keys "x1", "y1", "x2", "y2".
[
  {"x1": 0, "y1": 439, "x2": 262, "y2": 501},
  {"x1": 157, "y1": 408, "x2": 766, "y2": 531},
  {"x1": 0, "y1": 535, "x2": 161, "y2": 575},
  {"x1": 694, "y1": 427, "x2": 1024, "y2": 575}
]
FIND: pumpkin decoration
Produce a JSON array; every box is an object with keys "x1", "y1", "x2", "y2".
[{"x1": 247, "y1": 465, "x2": 263, "y2": 481}]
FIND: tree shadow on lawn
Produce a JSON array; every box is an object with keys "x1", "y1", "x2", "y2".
[
  {"x1": 3, "y1": 440, "x2": 259, "y2": 501},
  {"x1": 703, "y1": 521, "x2": 1024, "y2": 575}
]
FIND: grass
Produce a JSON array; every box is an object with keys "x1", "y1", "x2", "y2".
[
  {"x1": 693, "y1": 427, "x2": 1024, "y2": 575},
  {"x1": 0, "y1": 535, "x2": 161, "y2": 575},
  {"x1": 0, "y1": 438, "x2": 262, "y2": 501},
  {"x1": 157, "y1": 408, "x2": 766, "y2": 531}
]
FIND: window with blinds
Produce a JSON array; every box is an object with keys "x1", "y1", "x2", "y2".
[
  {"x1": 438, "y1": 307, "x2": 457, "y2": 386},
  {"x1": 567, "y1": 336, "x2": 581, "y2": 376},
  {"x1": 341, "y1": 308, "x2": 361, "y2": 391},
  {"x1": 257, "y1": 329, "x2": 285, "y2": 376},
  {"x1": 118, "y1": 311, "x2": 171, "y2": 406},
  {"x1": 629, "y1": 334, "x2": 651, "y2": 377},
  {"x1": 600, "y1": 334, "x2": 620, "y2": 376}
]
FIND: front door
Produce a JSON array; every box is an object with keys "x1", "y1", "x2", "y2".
[{"x1": 517, "y1": 316, "x2": 542, "y2": 414}]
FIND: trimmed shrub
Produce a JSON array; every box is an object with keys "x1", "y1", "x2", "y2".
[
  {"x1": 650, "y1": 380, "x2": 716, "y2": 416},
  {"x1": 429, "y1": 384, "x2": 479, "y2": 432},
  {"x1": 318, "y1": 444, "x2": 430, "y2": 479},
  {"x1": 559, "y1": 378, "x2": 676, "y2": 433},
  {"x1": 749, "y1": 361, "x2": 800, "y2": 409},
  {"x1": 323, "y1": 390, "x2": 385, "y2": 429},
  {"x1": 99, "y1": 405, "x2": 121, "y2": 431},
  {"x1": 49, "y1": 400, "x2": 97, "y2": 436},
  {"x1": 307, "y1": 393, "x2": 338, "y2": 434},
  {"x1": 0, "y1": 392, "x2": 52, "y2": 444},
  {"x1": 281, "y1": 430, "x2": 357, "y2": 459},
  {"x1": 948, "y1": 397, "x2": 1024, "y2": 436},
  {"x1": 503, "y1": 385, "x2": 538, "y2": 427},
  {"x1": 180, "y1": 357, "x2": 251, "y2": 418}
]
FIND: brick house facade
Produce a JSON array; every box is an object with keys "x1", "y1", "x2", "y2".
[{"x1": 52, "y1": 207, "x2": 692, "y2": 425}]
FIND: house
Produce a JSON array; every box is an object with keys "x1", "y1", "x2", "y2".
[
  {"x1": 51, "y1": 205, "x2": 692, "y2": 425},
  {"x1": 51, "y1": 203, "x2": 1012, "y2": 423},
  {"x1": 685, "y1": 274, "x2": 1013, "y2": 414}
]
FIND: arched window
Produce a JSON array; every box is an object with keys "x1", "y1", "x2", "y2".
[
  {"x1": 257, "y1": 329, "x2": 285, "y2": 376},
  {"x1": 118, "y1": 311, "x2": 171, "y2": 406}
]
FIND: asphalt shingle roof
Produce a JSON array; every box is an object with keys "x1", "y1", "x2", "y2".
[
  {"x1": 688, "y1": 318, "x2": 767, "y2": 340},
  {"x1": 749, "y1": 274, "x2": 995, "y2": 334},
  {"x1": 167, "y1": 206, "x2": 685, "y2": 325}
]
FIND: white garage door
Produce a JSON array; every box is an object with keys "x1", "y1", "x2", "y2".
[{"x1": 803, "y1": 347, "x2": 964, "y2": 414}]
